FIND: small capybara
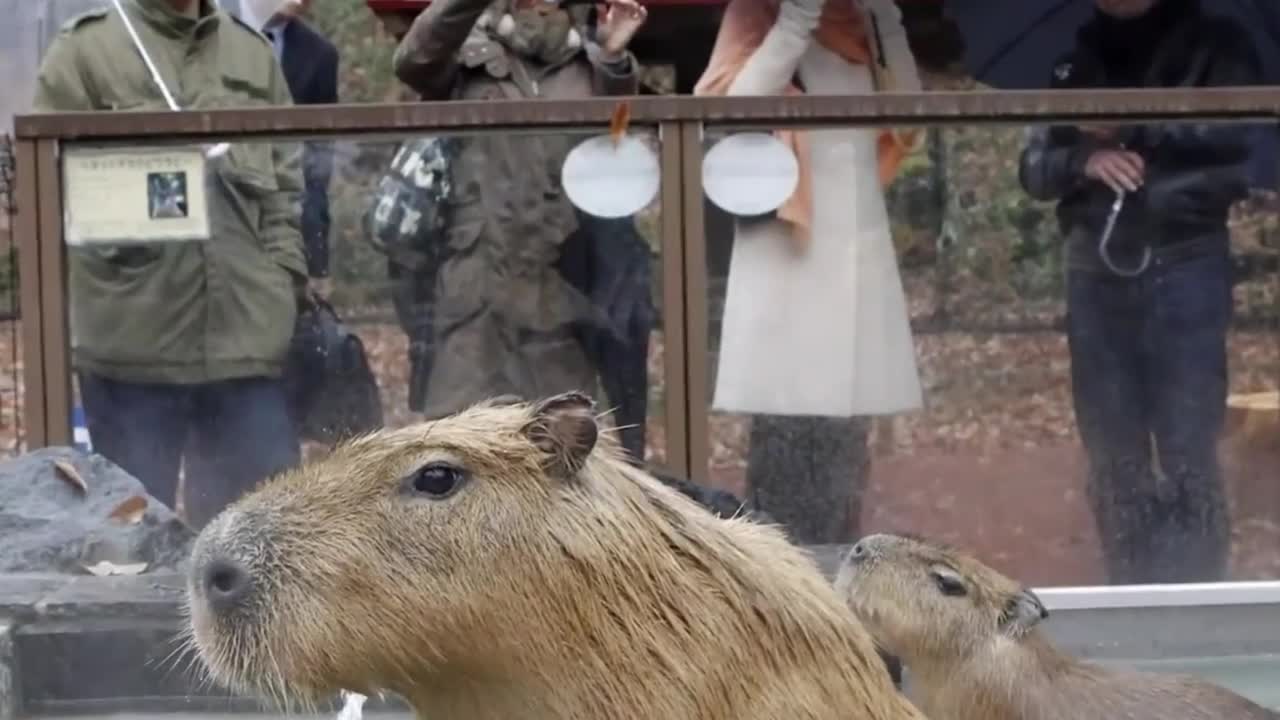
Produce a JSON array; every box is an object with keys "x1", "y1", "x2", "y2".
[
  {"x1": 835, "y1": 532, "x2": 1279, "y2": 720},
  {"x1": 186, "y1": 392, "x2": 924, "y2": 720}
]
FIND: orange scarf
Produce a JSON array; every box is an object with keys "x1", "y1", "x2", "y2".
[{"x1": 694, "y1": 0, "x2": 916, "y2": 248}]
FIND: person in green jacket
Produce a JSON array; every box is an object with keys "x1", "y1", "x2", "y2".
[{"x1": 33, "y1": 0, "x2": 307, "y2": 528}]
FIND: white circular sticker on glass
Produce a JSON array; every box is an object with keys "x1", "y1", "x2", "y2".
[
  {"x1": 702, "y1": 132, "x2": 799, "y2": 217},
  {"x1": 562, "y1": 134, "x2": 661, "y2": 219}
]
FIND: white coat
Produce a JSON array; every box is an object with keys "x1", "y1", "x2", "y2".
[{"x1": 711, "y1": 0, "x2": 924, "y2": 418}]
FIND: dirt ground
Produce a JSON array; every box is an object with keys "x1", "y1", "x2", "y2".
[{"x1": 706, "y1": 439, "x2": 1280, "y2": 587}]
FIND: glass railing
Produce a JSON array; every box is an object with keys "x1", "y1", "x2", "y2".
[
  {"x1": 691, "y1": 117, "x2": 1280, "y2": 588},
  {"x1": 6, "y1": 91, "x2": 1279, "y2": 717}
]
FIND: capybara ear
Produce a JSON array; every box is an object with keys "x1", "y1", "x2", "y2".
[
  {"x1": 523, "y1": 392, "x2": 599, "y2": 477},
  {"x1": 1000, "y1": 587, "x2": 1048, "y2": 635}
]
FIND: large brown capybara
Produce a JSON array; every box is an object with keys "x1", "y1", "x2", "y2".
[
  {"x1": 835, "y1": 533, "x2": 1279, "y2": 720},
  {"x1": 185, "y1": 392, "x2": 924, "y2": 720}
]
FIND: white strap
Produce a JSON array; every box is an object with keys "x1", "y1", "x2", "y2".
[
  {"x1": 110, "y1": 0, "x2": 181, "y2": 111},
  {"x1": 110, "y1": 0, "x2": 229, "y2": 158}
]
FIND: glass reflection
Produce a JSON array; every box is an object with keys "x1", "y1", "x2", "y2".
[
  {"x1": 60, "y1": 131, "x2": 668, "y2": 531},
  {"x1": 700, "y1": 120, "x2": 1280, "y2": 587}
]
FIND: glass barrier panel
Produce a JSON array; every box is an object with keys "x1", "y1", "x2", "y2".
[
  {"x1": 0, "y1": 136, "x2": 20, "y2": 458},
  {"x1": 696, "y1": 119, "x2": 1280, "y2": 589},
  {"x1": 54, "y1": 125, "x2": 671, "y2": 530}
]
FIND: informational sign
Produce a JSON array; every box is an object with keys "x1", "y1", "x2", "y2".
[
  {"x1": 702, "y1": 132, "x2": 799, "y2": 217},
  {"x1": 62, "y1": 146, "x2": 210, "y2": 246},
  {"x1": 562, "y1": 134, "x2": 661, "y2": 219}
]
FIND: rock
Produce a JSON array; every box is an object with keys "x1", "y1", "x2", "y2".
[{"x1": 0, "y1": 448, "x2": 194, "y2": 575}]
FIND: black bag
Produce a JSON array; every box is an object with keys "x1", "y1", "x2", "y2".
[
  {"x1": 365, "y1": 136, "x2": 457, "y2": 413},
  {"x1": 367, "y1": 136, "x2": 456, "y2": 274},
  {"x1": 283, "y1": 293, "x2": 384, "y2": 445}
]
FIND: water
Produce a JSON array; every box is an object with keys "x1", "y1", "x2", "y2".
[
  {"x1": 1096, "y1": 654, "x2": 1280, "y2": 710},
  {"x1": 32, "y1": 654, "x2": 1280, "y2": 720}
]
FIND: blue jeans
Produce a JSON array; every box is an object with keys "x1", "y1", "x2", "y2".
[
  {"x1": 1066, "y1": 247, "x2": 1233, "y2": 584},
  {"x1": 79, "y1": 374, "x2": 301, "y2": 529}
]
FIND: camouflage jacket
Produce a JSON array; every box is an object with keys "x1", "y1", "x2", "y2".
[
  {"x1": 33, "y1": 0, "x2": 305, "y2": 385},
  {"x1": 391, "y1": 0, "x2": 639, "y2": 418}
]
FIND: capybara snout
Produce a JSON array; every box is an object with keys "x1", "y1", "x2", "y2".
[
  {"x1": 185, "y1": 391, "x2": 623, "y2": 704},
  {"x1": 197, "y1": 556, "x2": 254, "y2": 613}
]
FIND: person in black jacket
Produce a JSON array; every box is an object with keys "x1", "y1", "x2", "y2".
[
  {"x1": 260, "y1": 0, "x2": 339, "y2": 287},
  {"x1": 1019, "y1": 0, "x2": 1264, "y2": 584}
]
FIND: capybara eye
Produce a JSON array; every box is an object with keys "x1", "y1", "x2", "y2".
[
  {"x1": 930, "y1": 570, "x2": 968, "y2": 597},
  {"x1": 408, "y1": 463, "x2": 466, "y2": 498}
]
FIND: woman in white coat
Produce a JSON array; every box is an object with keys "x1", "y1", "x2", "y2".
[{"x1": 695, "y1": 0, "x2": 923, "y2": 543}]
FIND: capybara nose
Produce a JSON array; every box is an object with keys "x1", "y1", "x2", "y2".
[
  {"x1": 201, "y1": 557, "x2": 253, "y2": 612},
  {"x1": 848, "y1": 541, "x2": 869, "y2": 563}
]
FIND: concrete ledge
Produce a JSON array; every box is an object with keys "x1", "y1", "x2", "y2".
[
  {"x1": 5, "y1": 546, "x2": 1280, "y2": 716},
  {"x1": 1, "y1": 621, "x2": 18, "y2": 720}
]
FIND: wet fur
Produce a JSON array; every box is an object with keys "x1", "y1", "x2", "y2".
[
  {"x1": 835, "y1": 533, "x2": 1278, "y2": 720},
  {"x1": 187, "y1": 394, "x2": 923, "y2": 720}
]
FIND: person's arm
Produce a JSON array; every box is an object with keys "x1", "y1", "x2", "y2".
[
  {"x1": 724, "y1": 0, "x2": 821, "y2": 97},
  {"x1": 1144, "y1": 29, "x2": 1264, "y2": 163},
  {"x1": 584, "y1": 41, "x2": 639, "y2": 97},
  {"x1": 584, "y1": 0, "x2": 648, "y2": 96},
  {"x1": 391, "y1": 0, "x2": 491, "y2": 100},
  {"x1": 866, "y1": 0, "x2": 921, "y2": 93},
  {"x1": 32, "y1": 33, "x2": 95, "y2": 112},
  {"x1": 301, "y1": 42, "x2": 339, "y2": 279},
  {"x1": 263, "y1": 60, "x2": 308, "y2": 291},
  {"x1": 1018, "y1": 126, "x2": 1098, "y2": 201}
]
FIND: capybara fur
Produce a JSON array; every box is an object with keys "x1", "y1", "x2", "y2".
[
  {"x1": 186, "y1": 392, "x2": 925, "y2": 720},
  {"x1": 835, "y1": 533, "x2": 1278, "y2": 720}
]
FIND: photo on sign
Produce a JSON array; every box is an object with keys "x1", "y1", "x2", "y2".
[{"x1": 147, "y1": 171, "x2": 189, "y2": 220}]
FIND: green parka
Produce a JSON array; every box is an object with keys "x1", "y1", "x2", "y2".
[{"x1": 33, "y1": 0, "x2": 306, "y2": 384}]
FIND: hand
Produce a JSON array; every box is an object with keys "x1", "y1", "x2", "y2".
[
  {"x1": 1084, "y1": 149, "x2": 1145, "y2": 193},
  {"x1": 597, "y1": 0, "x2": 648, "y2": 58},
  {"x1": 311, "y1": 276, "x2": 333, "y2": 298}
]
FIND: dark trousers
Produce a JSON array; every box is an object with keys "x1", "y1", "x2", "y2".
[
  {"x1": 747, "y1": 415, "x2": 871, "y2": 545},
  {"x1": 1066, "y1": 248, "x2": 1233, "y2": 584},
  {"x1": 79, "y1": 373, "x2": 301, "y2": 529}
]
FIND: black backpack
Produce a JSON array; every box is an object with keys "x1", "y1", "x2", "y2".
[
  {"x1": 365, "y1": 136, "x2": 458, "y2": 412},
  {"x1": 366, "y1": 136, "x2": 457, "y2": 273},
  {"x1": 283, "y1": 293, "x2": 384, "y2": 445}
]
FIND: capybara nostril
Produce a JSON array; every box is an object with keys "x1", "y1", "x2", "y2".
[
  {"x1": 201, "y1": 558, "x2": 253, "y2": 612},
  {"x1": 849, "y1": 542, "x2": 868, "y2": 563}
]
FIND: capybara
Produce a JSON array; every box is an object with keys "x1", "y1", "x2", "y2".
[
  {"x1": 835, "y1": 532, "x2": 1278, "y2": 720},
  {"x1": 186, "y1": 392, "x2": 925, "y2": 720}
]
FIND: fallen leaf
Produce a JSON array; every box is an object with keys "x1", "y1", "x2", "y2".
[
  {"x1": 608, "y1": 100, "x2": 631, "y2": 148},
  {"x1": 53, "y1": 460, "x2": 88, "y2": 494},
  {"x1": 108, "y1": 495, "x2": 148, "y2": 525},
  {"x1": 82, "y1": 561, "x2": 148, "y2": 577}
]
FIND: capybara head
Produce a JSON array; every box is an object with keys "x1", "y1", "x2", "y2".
[
  {"x1": 186, "y1": 393, "x2": 919, "y2": 719},
  {"x1": 186, "y1": 392, "x2": 611, "y2": 703},
  {"x1": 834, "y1": 533, "x2": 1048, "y2": 665}
]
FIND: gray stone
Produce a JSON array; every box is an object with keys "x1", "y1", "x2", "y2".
[
  {"x1": 0, "y1": 622, "x2": 16, "y2": 720},
  {"x1": 0, "y1": 448, "x2": 195, "y2": 576},
  {"x1": 35, "y1": 574, "x2": 187, "y2": 621},
  {"x1": 0, "y1": 575, "x2": 69, "y2": 624}
]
